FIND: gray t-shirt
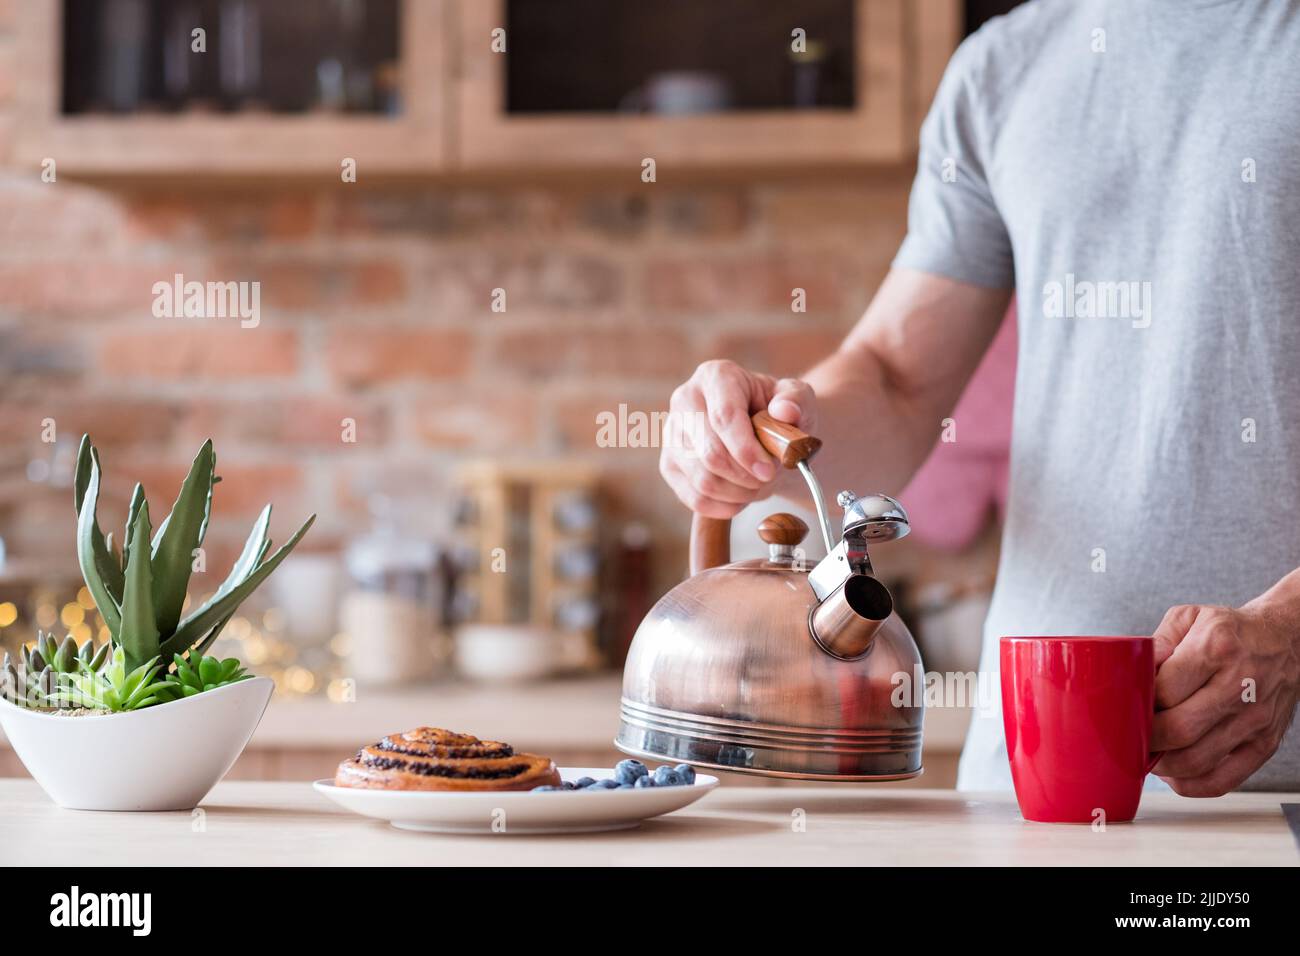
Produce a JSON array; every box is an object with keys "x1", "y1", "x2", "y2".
[{"x1": 893, "y1": 0, "x2": 1300, "y2": 791}]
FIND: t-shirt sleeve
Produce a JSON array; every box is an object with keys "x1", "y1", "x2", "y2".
[{"x1": 893, "y1": 31, "x2": 1015, "y2": 289}]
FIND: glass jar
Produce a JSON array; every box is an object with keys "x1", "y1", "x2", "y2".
[{"x1": 339, "y1": 497, "x2": 446, "y2": 686}]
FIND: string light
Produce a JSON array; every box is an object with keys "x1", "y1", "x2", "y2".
[
  {"x1": 35, "y1": 604, "x2": 57, "y2": 629},
  {"x1": 284, "y1": 666, "x2": 315, "y2": 694},
  {"x1": 243, "y1": 633, "x2": 269, "y2": 665},
  {"x1": 60, "y1": 603, "x2": 85, "y2": 628}
]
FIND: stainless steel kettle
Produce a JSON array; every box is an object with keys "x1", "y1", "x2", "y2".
[{"x1": 615, "y1": 412, "x2": 924, "y2": 780}]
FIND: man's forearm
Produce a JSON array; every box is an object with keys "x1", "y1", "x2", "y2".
[
  {"x1": 785, "y1": 343, "x2": 942, "y2": 498},
  {"x1": 775, "y1": 268, "x2": 1011, "y2": 500}
]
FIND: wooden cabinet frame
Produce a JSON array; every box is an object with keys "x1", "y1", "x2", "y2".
[
  {"x1": 11, "y1": 0, "x2": 449, "y2": 176},
  {"x1": 452, "y1": 0, "x2": 959, "y2": 170},
  {"x1": 8, "y1": 0, "x2": 959, "y2": 176}
]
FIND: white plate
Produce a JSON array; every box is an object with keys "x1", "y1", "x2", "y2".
[{"x1": 312, "y1": 767, "x2": 719, "y2": 834}]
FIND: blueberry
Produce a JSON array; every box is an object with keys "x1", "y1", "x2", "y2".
[
  {"x1": 653, "y1": 766, "x2": 685, "y2": 786},
  {"x1": 532, "y1": 785, "x2": 561, "y2": 792},
  {"x1": 634, "y1": 775, "x2": 656, "y2": 788},
  {"x1": 561, "y1": 781, "x2": 579, "y2": 790},
  {"x1": 573, "y1": 776, "x2": 596, "y2": 789},
  {"x1": 614, "y1": 759, "x2": 649, "y2": 785},
  {"x1": 586, "y1": 778, "x2": 620, "y2": 790},
  {"x1": 674, "y1": 764, "x2": 696, "y2": 785}
]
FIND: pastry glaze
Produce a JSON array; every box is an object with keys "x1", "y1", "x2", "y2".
[{"x1": 334, "y1": 727, "x2": 562, "y2": 792}]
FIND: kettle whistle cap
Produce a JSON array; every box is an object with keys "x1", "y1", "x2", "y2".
[{"x1": 837, "y1": 491, "x2": 910, "y2": 541}]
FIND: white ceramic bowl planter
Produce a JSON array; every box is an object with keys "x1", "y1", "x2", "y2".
[{"x1": 0, "y1": 676, "x2": 273, "y2": 811}]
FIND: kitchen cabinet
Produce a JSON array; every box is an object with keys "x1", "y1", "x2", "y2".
[
  {"x1": 10, "y1": 0, "x2": 960, "y2": 176},
  {"x1": 11, "y1": 0, "x2": 448, "y2": 175},
  {"x1": 455, "y1": 0, "x2": 961, "y2": 170}
]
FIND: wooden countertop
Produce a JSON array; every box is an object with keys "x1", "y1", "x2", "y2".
[{"x1": 1, "y1": 780, "x2": 1294, "y2": 866}]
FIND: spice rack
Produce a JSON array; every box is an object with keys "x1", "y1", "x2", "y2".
[{"x1": 452, "y1": 461, "x2": 602, "y2": 672}]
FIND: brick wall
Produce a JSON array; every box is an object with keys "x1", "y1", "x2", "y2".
[
  {"x1": 0, "y1": 5, "x2": 916, "y2": 600},
  {"x1": 0, "y1": 176, "x2": 910, "y2": 592}
]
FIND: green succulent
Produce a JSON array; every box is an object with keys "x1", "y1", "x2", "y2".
[
  {"x1": 3, "y1": 639, "x2": 252, "y2": 712},
  {"x1": 73, "y1": 434, "x2": 314, "y2": 676},
  {"x1": 171, "y1": 653, "x2": 250, "y2": 697},
  {"x1": 2, "y1": 632, "x2": 111, "y2": 707},
  {"x1": 44, "y1": 652, "x2": 177, "y2": 713}
]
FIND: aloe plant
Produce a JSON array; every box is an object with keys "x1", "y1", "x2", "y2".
[{"x1": 73, "y1": 435, "x2": 315, "y2": 675}]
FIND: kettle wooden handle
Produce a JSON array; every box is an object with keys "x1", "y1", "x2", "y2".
[
  {"x1": 689, "y1": 515, "x2": 733, "y2": 576},
  {"x1": 751, "y1": 410, "x2": 822, "y2": 468},
  {"x1": 688, "y1": 411, "x2": 820, "y2": 575}
]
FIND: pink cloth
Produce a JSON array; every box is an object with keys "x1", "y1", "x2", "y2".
[{"x1": 898, "y1": 304, "x2": 1016, "y2": 552}]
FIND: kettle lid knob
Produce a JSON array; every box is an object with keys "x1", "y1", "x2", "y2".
[{"x1": 757, "y1": 513, "x2": 809, "y2": 547}]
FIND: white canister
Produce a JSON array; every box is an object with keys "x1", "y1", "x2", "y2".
[
  {"x1": 340, "y1": 589, "x2": 437, "y2": 685},
  {"x1": 340, "y1": 524, "x2": 445, "y2": 686}
]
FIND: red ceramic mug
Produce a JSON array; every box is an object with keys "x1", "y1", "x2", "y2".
[{"x1": 1000, "y1": 636, "x2": 1160, "y2": 824}]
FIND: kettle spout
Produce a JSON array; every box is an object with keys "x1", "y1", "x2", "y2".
[{"x1": 809, "y1": 573, "x2": 893, "y2": 659}]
